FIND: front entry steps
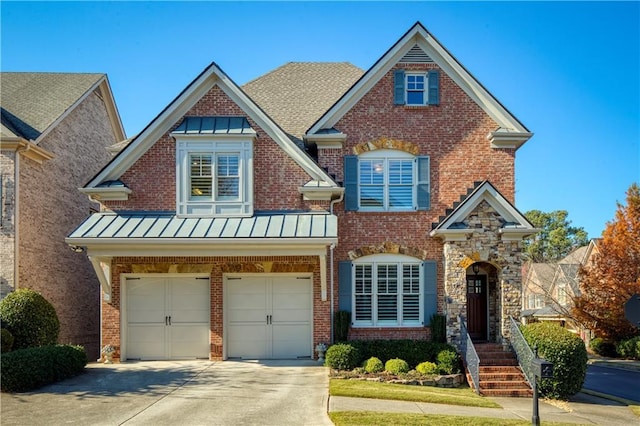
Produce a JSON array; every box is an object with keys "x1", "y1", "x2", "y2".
[{"x1": 467, "y1": 343, "x2": 533, "y2": 397}]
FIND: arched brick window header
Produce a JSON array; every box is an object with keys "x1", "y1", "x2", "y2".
[
  {"x1": 348, "y1": 241, "x2": 426, "y2": 260},
  {"x1": 352, "y1": 137, "x2": 420, "y2": 156}
]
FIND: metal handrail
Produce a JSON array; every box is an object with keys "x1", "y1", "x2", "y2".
[
  {"x1": 509, "y1": 315, "x2": 535, "y2": 385},
  {"x1": 459, "y1": 315, "x2": 480, "y2": 394}
]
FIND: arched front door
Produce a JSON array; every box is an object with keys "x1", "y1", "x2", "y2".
[{"x1": 466, "y1": 265, "x2": 487, "y2": 341}]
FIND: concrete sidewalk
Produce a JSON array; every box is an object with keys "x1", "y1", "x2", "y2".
[{"x1": 329, "y1": 392, "x2": 639, "y2": 425}]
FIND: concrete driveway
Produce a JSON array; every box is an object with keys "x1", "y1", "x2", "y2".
[{"x1": 0, "y1": 360, "x2": 332, "y2": 426}]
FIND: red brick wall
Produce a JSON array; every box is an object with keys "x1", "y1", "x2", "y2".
[
  {"x1": 323, "y1": 63, "x2": 516, "y2": 341},
  {"x1": 102, "y1": 256, "x2": 328, "y2": 361},
  {"x1": 105, "y1": 85, "x2": 313, "y2": 212}
]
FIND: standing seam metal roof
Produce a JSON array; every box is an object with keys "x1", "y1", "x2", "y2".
[{"x1": 68, "y1": 212, "x2": 337, "y2": 240}]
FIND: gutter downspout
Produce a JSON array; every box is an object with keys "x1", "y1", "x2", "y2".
[{"x1": 329, "y1": 191, "x2": 344, "y2": 344}]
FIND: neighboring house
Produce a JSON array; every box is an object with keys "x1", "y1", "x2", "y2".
[
  {"x1": 521, "y1": 240, "x2": 600, "y2": 341},
  {"x1": 1, "y1": 72, "x2": 125, "y2": 358},
  {"x1": 66, "y1": 22, "x2": 536, "y2": 362}
]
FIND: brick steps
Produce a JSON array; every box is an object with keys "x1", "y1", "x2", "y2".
[{"x1": 466, "y1": 343, "x2": 532, "y2": 398}]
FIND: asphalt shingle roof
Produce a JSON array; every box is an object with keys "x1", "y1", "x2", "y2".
[
  {"x1": 0, "y1": 72, "x2": 104, "y2": 141},
  {"x1": 242, "y1": 62, "x2": 363, "y2": 140}
]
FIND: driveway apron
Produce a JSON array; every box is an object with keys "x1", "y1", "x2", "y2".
[{"x1": 0, "y1": 360, "x2": 332, "y2": 426}]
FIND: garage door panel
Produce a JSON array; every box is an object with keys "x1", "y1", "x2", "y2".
[
  {"x1": 170, "y1": 324, "x2": 209, "y2": 358},
  {"x1": 126, "y1": 276, "x2": 210, "y2": 360},
  {"x1": 226, "y1": 276, "x2": 312, "y2": 360},
  {"x1": 272, "y1": 324, "x2": 311, "y2": 358},
  {"x1": 128, "y1": 325, "x2": 166, "y2": 359}
]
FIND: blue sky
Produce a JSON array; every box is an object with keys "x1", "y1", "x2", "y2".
[{"x1": 2, "y1": 1, "x2": 638, "y2": 238}]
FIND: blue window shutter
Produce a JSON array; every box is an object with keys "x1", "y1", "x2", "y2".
[
  {"x1": 416, "y1": 156, "x2": 430, "y2": 210},
  {"x1": 338, "y1": 261, "x2": 353, "y2": 312},
  {"x1": 394, "y1": 69, "x2": 405, "y2": 105},
  {"x1": 344, "y1": 155, "x2": 358, "y2": 211},
  {"x1": 423, "y1": 260, "x2": 437, "y2": 324},
  {"x1": 427, "y1": 70, "x2": 440, "y2": 105}
]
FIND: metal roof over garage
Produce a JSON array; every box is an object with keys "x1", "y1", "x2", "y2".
[{"x1": 68, "y1": 211, "x2": 337, "y2": 241}]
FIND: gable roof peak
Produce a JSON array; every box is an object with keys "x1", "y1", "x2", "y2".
[{"x1": 306, "y1": 22, "x2": 532, "y2": 147}]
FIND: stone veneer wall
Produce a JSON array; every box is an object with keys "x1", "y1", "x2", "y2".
[{"x1": 443, "y1": 200, "x2": 523, "y2": 349}]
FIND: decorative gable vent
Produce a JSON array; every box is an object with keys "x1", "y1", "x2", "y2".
[{"x1": 399, "y1": 44, "x2": 433, "y2": 63}]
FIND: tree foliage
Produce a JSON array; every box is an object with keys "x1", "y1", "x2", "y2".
[
  {"x1": 524, "y1": 210, "x2": 589, "y2": 262},
  {"x1": 573, "y1": 183, "x2": 640, "y2": 340}
]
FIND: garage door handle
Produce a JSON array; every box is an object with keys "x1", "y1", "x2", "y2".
[
  {"x1": 266, "y1": 315, "x2": 273, "y2": 324},
  {"x1": 168, "y1": 316, "x2": 172, "y2": 326},
  {"x1": 165, "y1": 316, "x2": 168, "y2": 325}
]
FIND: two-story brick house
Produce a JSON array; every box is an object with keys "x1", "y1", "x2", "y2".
[
  {"x1": 1, "y1": 72, "x2": 125, "y2": 358},
  {"x1": 67, "y1": 22, "x2": 536, "y2": 361}
]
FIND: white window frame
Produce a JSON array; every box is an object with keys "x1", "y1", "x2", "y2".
[
  {"x1": 358, "y1": 150, "x2": 416, "y2": 212},
  {"x1": 352, "y1": 254, "x2": 423, "y2": 327},
  {"x1": 405, "y1": 72, "x2": 428, "y2": 106},
  {"x1": 176, "y1": 136, "x2": 253, "y2": 217}
]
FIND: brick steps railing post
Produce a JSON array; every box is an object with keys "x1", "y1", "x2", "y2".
[{"x1": 465, "y1": 343, "x2": 533, "y2": 397}]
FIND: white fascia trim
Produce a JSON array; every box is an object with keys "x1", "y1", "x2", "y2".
[
  {"x1": 1, "y1": 139, "x2": 55, "y2": 163},
  {"x1": 298, "y1": 186, "x2": 344, "y2": 201},
  {"x1": 214, "y1": 70, "x2": 338, "y2": 186},
  {"x1": 488, "y1": 130, "x2": 534, "y2": 150},
  {"x1": 303, "y1": 132, "x2": 347, "y2": 149},
  {"x1": 308, "y1": 24, "x2": 530, "y2": 138},
  {"x1": 437, "y1": 184, "x2": 529, "y2": 231},
  {"x1": 499, "y1": 228, "x2": 540, "y2": 241},
  {"x1": 79, "y1": 187, "x2": 132, "y2": 201},
  {"x1": 86, "y1": 70, "x2": 221, "y2": 187},
  {"x1": 429, "y1": 229, "x2": 470, "y2": 241},
  {"x1": 67, "y1": 238, "x2": 336, "y2": 257},
  {"x1": 89, "y1": 256, "x2": 112, "y2": 301}
]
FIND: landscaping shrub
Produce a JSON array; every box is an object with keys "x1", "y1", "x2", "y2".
[
  {"x1": 430, "y1": 314, "x2": 446, "y2": 343},
  {"x1": 1, "y1": 344, "x2": 87, "y2": 392},
  {"x1": 590, "y1": 337, "x2": 617, "y2": 358},
  {"x1": 384, "y1": 358, "x2": 409, "y2": 374},
  {"x1": 1, "y1": 328, "x2": 14, "y2": 353},
  {"x1": 0, "y1": 288, "x2": 60, "y2": 350},
  {"x1": 325, "y1": 343, "x2": 360, "y2": 370},
  {"x1": 522, "y1": 322, "x2": 587, "y2": 399},
  {"x1": 436, "y1": 348, "x2": 461, "y2": 374},
  {"x1": 348, "y1": 339, "x2": 455, "y2": 369},
  {"x1": 363, "y1": 357, "x2": 384, "y2": 373},
  {"x1": 616, "y1": 336, "x2": 640, "y2": 360},
  {"x1": 334, "y1": 311, "x2": 351, "y2": 342},
  {"x1": 416, "y1": 361, "x2": 438, "y2": 375}
]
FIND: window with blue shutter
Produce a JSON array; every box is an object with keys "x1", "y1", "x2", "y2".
[
  {"x1": 427, "y1": 70, "x2": 440, "y2": 105},
  {"x1": 416, "y1": 156, "x2": 430, "y2": 210},
  {"x1": 423, "y1": 260, "x2": 437, "y2": 324},
  {"x1": 350, "y1": 255, "x2": 433, "y2": 327},
  {"x1": 394, "y1": 69, "x2": 405, "y2": 105},
  {"x1": 344, "y1": 156, "x2": 358, "y2": 211},
  {"x1": 338, "y1": 261, "x2": 353, "y2": 312},
  {"x1": 346, "y1": 150, "x2": 430, "y2": 212}
]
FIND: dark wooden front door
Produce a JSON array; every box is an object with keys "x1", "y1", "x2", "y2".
[{"x1": 466, "y1": 275, "x2": 487, "y2": 341}]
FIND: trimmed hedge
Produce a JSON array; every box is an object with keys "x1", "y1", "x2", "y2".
[
  {"x1": 385, "y1": 358, "x2": 409, "y2": 374},
  {"x1": 0, "y1": 288, "x2": 60, "y2": 350},
  {"x1": 325, "y1": 343, "x2": 360, "y2": 370},
  {"x1": 347, "y1": 339, "x2": 455, "y2": 369},
  {"x1": 1, "y1": 328, "x2": 14, "y2": 353},
  {"x1": 522, "y1": 322, "x2": 587, "y2": 399},
  {"x1": 1, "y1": 345, "x2": 87, "y2": 392},
  {"x1": 363, "y1": 357, "x2": 384, "y2": 373},
  {"x1": 616, "y1": 336, "x2": 640, "y2": 360},
  {"x1": 436, "y1": 348, "x2": 461, "y2": 374},
  {"x1": 416, "y1": 361, "x2": 438, "y2": 375}
]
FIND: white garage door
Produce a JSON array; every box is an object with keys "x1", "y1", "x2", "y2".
[
  {"x1": 226, "y1": 276, "x2": 312, "y2": 359},
  {"x1": 125, "y1": 276, "x2": 210, "y2": 360}
]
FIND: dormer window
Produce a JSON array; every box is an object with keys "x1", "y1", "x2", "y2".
[
  {"x1": 394, "y1": 69, "x2": 440, "y2": 106},
  {"x1": 406, "y1": 73, "x2": 426, "y2": 105},
  {"x1": 174, "y1": 117, "x2": 254, "y2": 217}
]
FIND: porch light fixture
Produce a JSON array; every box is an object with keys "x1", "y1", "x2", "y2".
[{"x1": 472, "y1": 263, "x2": 480, "y2": 274}]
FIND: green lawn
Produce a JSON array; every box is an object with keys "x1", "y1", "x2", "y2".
[
  {"x1": 329, "y1": 379, "x2": 500, "y2": 408},
  {"x1": 329, "y1": 412, "x2": 583, "y2": 426}
]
